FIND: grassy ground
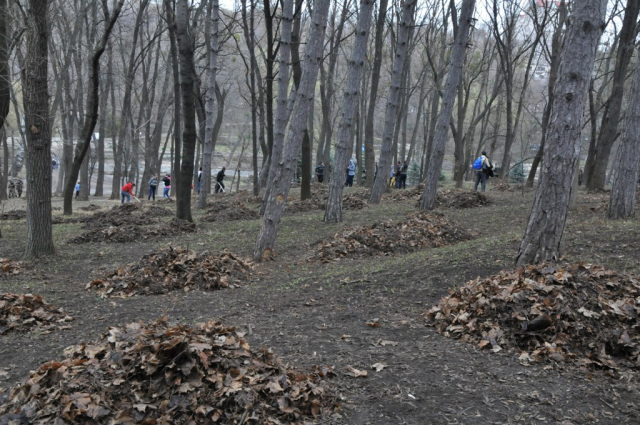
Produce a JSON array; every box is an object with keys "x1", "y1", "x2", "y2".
[{"x1": 1, "y1": 182, "x2": 639, "y2": 424}]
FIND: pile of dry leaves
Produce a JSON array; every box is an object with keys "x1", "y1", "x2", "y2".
[
  {"x1": 201, "y1": 202, "x2": 260, "y2": 222},
  {"x1": 0, "y1": 210, "x2": 26, "y2": 221},
  {"x1": 426, "y1": 263, "x2": 640, "y2": 371},
  {"x1": 86, "y1": 246, "x2": 251, "y2": 297},
  {"x1": 313, "y1": 212, "x2": 473, "y2": 262},
  {"x1": 79, "y1": 204, "x2": 102, "y2": 211},
  {"x1": 144, "y1": 205, "x2": 173, "y2": 218},
  {"x1": 0, "y1": 293, "x2": 73, "y2": 335},
  {"x1": 69, "y1": 218, "x2": 195, "y2": 244},
  {"x1": 433, "y1": 190, "x2": 492, "y2": 209},
  {"x1": 0, "y1": 259, "x2": 24, "y2": 277},
  {"x1": 387, "y1": 185, "x2": 424, "y2": 201},
  {"x1": 0, "y1": 317, "x2": 338, "y2": 423}
]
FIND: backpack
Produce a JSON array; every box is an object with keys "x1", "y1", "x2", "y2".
[{"x1": 473, "y1": 156, "x2": 483, "y2": 170}]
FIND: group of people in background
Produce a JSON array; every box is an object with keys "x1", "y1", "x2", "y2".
[{"x1": 391, "y1": 161, "x2": 409, "y2": 189}]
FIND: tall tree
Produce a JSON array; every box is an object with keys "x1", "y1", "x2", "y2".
[
  {"x1": 23, "y1": 0, "x2": 54, "y2": 258},
  {"x1": 516, "y1": 0, "x2": 605, "y2": 266},
  {"x1": 198, "y1": 0, "x2": 219, "y2": 209},
  {"x1": 584, "y1": 0, "x2": 639, "y2": 191},
  {"x1": 253, "y1": 0, "x2": 331, "y2": 262},
  {"x1": 420, "y1": 0, "x2": 475, "y2": 210},
  {"x1": 0, "y1": 0, "x2": 8, "y2": 134},
  {"x1": 325, "y1": 0, "x2": 375, "y2": 223},
  {"x1": 259, "y1": 0, "x2": 294, "y2": 215},
  {"x1": 175, "y1": 0, "x2": 197, "y2": 221},
  {"x1": 363, "y1": 0, "x2": 388, "y2": 187},
  {"x1": 607, "y1": 45, "x2": 640, "y2": 220},
  {"x1": 368, "y1": 0, "x2": 417, "y2": 204},
  {"x1": 63, "y1": 0, "x2": 125, "y2": 215}
]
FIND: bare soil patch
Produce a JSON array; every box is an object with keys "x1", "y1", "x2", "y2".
[
  {"x1": 0, "y1": 317, "x2": 338, "y2": 424},
  {"x1": 86, "y1": 246, "x2": 251, "y2": 297},
  {"x1": 313, "y1": 211, "x2": 474, "y2": 262},
  {"x1": 427, "y1": 262, "x2": 640, "y2": 372},
  {"x1": 0, "y1": 294, "x2": 73, "y2": 336}
]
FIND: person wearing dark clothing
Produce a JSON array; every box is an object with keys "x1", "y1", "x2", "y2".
[
  {"x1": 394, "y1": 162, "x2": 402, "y2": 188},
  {"x1": 578, "y1": 168, "x2": 584, "y2": 186},
  {"x1": 16, "y1": 180, "x2": 23, "y2": 197},
  {"x1": 345, "y1": 158, "x2": 356, "y2": 187},
  {"x1": 399, "y1": 161, "x2": 408, "y2": 189},
  {"x1": 148, "y1": 173, "x2": 159, "y2": 200},
  {"x1": 197, "y1": 167, "x2": 202, "y2": 193},
  {"x1": 315, "y1": 162, "x2": 325, "y2": 183},
  {"x1": 215, "y1": 167, "x2": 226, "y2": 193},
  {"x1": 474, "y1": 151, "x2": 492, "y2": 192},
  {"x1": 162, "y1": 174, "x2": 171, "y2": 199}
]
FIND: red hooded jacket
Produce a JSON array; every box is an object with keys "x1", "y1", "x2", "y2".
[{"x1": 121, "y1": 182, "x2": 135, "y2": 196}]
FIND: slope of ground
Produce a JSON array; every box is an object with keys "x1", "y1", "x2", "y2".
[{"x1": 0, "y1": 185, "x2": 638, "y2": 424}]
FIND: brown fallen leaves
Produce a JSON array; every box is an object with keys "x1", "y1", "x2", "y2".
[
  {"x1": 313, "y1": 212, "x2": 474, "y2": 262},
  {"x1": 433, "y1": 190, "x2": 491, "y2": 209},
  {"x1": 0, "y1": 293, "x2": 73, "y2": 336},
  {"x1": 426, "y1": 263, "x2": 640, "y2": 371},
  {"x1": 389, "y1": 187, "x2": 491, "y2": 209},
  {"x1": 69, "y1": 218, "x2": 195, "y2": 244},
  {"x1": 201, "y1": 201, "x2": 260, "y2": 222},
  {"x1": 0, "y1": 210, "x2": 26, "y2": 221},
  {"x1": 0, "y1": 259, "x2": 24, "y2": 277},
  {"x1": 86, "y1": 246, "x2": 251, "y2": 297},
  {"x1": 0, "y1": 317, "x2": 338, "y2": 424}
]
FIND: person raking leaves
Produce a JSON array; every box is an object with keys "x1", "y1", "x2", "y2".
[
  {"x1": 121, "y1": 181, "x2": 136, "y2": 204},
  {"x1": 215, "y1": 167, "x2": 226, "y2": 193}
]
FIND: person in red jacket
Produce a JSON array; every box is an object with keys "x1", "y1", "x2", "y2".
[{"x1": 121, "y1": 182, "x2": 136, "y2": 204}]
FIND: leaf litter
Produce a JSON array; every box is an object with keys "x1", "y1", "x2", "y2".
[
  {"x1": 0, "y1": 210, "x2": 26, "y2": 221},
  {"x1": 0, "y1": 317, "x2": 339, "y2": 424},
  {"x1": 0, "y1": 259, "x2": 25, "y2": 278},
  {"x1": 86, "y1": 246, "x2": 251, "y2": 297},
  {"x1": 0, "y1": 293, "x2": 73, "y2": 336},
  {"x1": 69, "y1": 218, "x2": 196, "y2": 244},
  {"x1": 201, "y1": 201, "x2": 260, "y2": 222},
  {"x1": 426, "y1": 263, "x2": 640, "y2": 372},
  {"x1": 389, "y1": 186, "x2": 491, "y2": 209},
  {"x1": 312, "y1": 211, "x2": 474, "y2": 262}
]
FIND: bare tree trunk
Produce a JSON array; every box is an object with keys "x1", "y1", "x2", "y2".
[
  {"x1": 253, "y1": 0, "x2": 330, "y2": 262},
  {"x1": 584, "y1": 0, "x2": 639, "y2": 191},
  {"x1": 23, "y1": 0, "x2": 54, "y2": 258},
  {"x1": 63, "y1": 0, "x2": 124, "y2": 215},
  {"x1": 608, "y1": 45, "x2": 640, "y2": 219},
  {"x1": 175, "y1": 0, "x2": 196, "y2": 221},
  {"x1": 516, "y1": 0, "x2": 605, "y2": 266},
  {"x1": 197, "y1": 0, "x2": 219, "y2": 209},
  {"x1": 0, "y1": 0, "x2": 8, "y2": 135},
  {"x1": 420, "y1": 0, "x2": 475, "y2": 210},
  {"x1": 260, "y1": 0, "x2": 294, "y2": 212},
  {"x1": 369, "y1": 0, "x2": 417, "y2": 204},
  {"x1": 325, "y1": 0, "x2": 375, "y2": 223},
  {"x1": 363, "y1": 0, "x2": 388, "y2": 187},
  {"x1": 165, "y1": 0, "x2": 182, "y2": 197},
  {"x1": 94, "y1": 46, "x2": 111, "y2": 196}
]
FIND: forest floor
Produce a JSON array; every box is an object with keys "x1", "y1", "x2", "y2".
[{"x1": 1, "y1": 182, "x2": 639, "y2": 424}]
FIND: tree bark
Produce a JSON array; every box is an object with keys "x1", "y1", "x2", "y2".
[
  {"x1": 369, "y1": 0, "x2": 417, "y2": 204},
  {"x1": 325, "y1": 0, "x2": 375, "y2": 223},
  {"x1": 420, "y1": 0, "x2": 475, "y2": 210},
  {"x1": 584, "y1": 0, "x2": 639, "y2": 191},
  {"x1": 175, "y1": 0, "x2": 197, "y2": 221},
  {"x1": 516, "y1": 0, "x2": 605, "y2": 266},
  {"x1": 253, "y1": 0, "x2": 331, "y2": 262},
  {"x1": 260, "y1": 0, "x2": 294, "y2": 212},
  {"x1": 23, "y1": 0, "x2": 55, "y2": 258},
  {"x1": 198, "y1": 0, "x2": 219, "y2": 209},
  {"x1": 165, "y1": 0, "x2": 182, "y2": 197},
  {"x1": 0, "y1": 0, "x2": 8, "y2": 134},
  {"x1": 607, "y1": 45, "x2": 640, "y2": 219},
  {"x1": 62, "y1": 0, "x2": 124, "y2": 215}
]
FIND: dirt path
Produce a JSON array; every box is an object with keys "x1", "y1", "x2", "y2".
[{"x1": 1, "y1": 186, "x2": 639, "y2": 424}]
